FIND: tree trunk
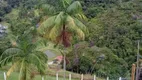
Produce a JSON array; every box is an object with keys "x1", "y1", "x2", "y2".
[{"x1": 63, "y1": 51, "x2": 66, "y2": 80}]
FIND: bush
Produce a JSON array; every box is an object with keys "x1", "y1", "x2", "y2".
[
  {"x1": 66, "y1": 42, "x2": 128, "y2": 78},
  {"x1": 66, "y1": 55, "x2": 94, "y2": 74}
]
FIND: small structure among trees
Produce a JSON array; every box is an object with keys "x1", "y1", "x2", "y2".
[{"x1": 0, "y1": 24, "x2": 7, "y2": 37}]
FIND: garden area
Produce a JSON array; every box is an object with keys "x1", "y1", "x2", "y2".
[{"x1": 0, "y1": 0, "x2": 142, "y2": 80}]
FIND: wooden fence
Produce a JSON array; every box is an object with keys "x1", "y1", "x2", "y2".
[{"x1": 2, "y1": 72, "x2": 129, "y2": 80}]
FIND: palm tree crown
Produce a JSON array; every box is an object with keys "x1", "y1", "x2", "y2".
[
  {"x1": 0, "y1": 35, "x2": 48, "y2": 80},
  {"x1": 38, "y1": 0, "x2": 88, "y2": 47}
]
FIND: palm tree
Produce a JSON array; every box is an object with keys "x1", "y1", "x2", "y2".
[
  {"x1": 37, "y1": 0, "x2": 88, "y2": 47},
  {"x1": 37, "y1": 1, "x2": 87, "y2": 79},
  {"x1": 0, "y1": 34, "x2": 48, "y2": 80}
]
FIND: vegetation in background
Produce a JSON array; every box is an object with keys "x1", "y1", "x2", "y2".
[
  {"x1": 66, "y1": 42, "x2": 128, "y2": 78},
  {"x1": 0, "y1": 0, "x2": 142, "y2": 79}
]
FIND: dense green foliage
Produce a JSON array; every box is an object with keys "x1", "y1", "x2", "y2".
[
  {"x1": 66, "y1": 42, "x2": 128, "y2": 78},
  {"x1": 0, "y1": 0, "x2": 142, "y2": 79},
  {"x1": 0, "y1": 37, "x2": 10, "y2": 56},
  {"x1": 87, "y1": 0, "x2": 142, "y2": 69}
]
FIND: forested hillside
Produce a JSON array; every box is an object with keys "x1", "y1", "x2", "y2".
[{"x1": 0, "y1": 0, "x2": 142, "y2": 79}]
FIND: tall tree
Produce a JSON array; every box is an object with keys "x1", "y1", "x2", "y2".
[{"x1": 38, "y1": 1, "x2": 87, "y2": 80}]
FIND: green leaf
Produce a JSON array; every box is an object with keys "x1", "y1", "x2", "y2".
[
  {"x1": 54, "y1": 12, "x2": 64, "y2": 25},
  {"x1": 65, "y1": 15, "x2": 85, "y2": 40},
  {"x1": 61, "y1": 0, "x2": 72, "y2": 8},
  {"x1": 73, "y1": 17, "x2": 88, "y2": 34},
  {"x1": 38, "y1": 16, "x2": 56, "y2": 35},
  {"x1": 67, "y1": 1, "x2": 82, "y2": 15}
]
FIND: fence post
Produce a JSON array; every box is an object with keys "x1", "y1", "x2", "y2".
[
  {"x1": 81, "y1": 74, "x2": 83, "y2": 80},
  {"x1": 131, "y1": 64, "x2": 136, "y2": 80},
  {"x1": 119, "y1": 77, "x2": 122, "y2": 80},
  {"x1": 107, "y1": 77, "x2": 109, "y2": 80},
  {"x1": 42, "y1": 76, "x2": 44, "y2": 80},
  {"x1": 4, "y1": 72, "x2": 6, "y2": 80},
  {"x1": 69, "y1": 74, "x2": 71, "y2": 80},
  {"x1": 56, "y1": 72, "x2": 58, "y2": 80},
  {"x1": 94, "y1": 75, "x2": 96, "y2": 80}
]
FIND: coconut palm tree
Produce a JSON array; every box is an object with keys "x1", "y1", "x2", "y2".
[
  {"x1": 37, "y1": 0, "x2": 88, "y2": 47},
  {"x1": 0, "y1": 34, "x2": 48, "y2": 80}
]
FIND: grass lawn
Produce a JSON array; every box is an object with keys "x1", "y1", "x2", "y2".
[
  {"x1": 0, "y1": 72, "x2": 78, "y2": 80},
  {"x1": 0, "y1": 65, "x2": 105, "y2": 80},
  {"x1": 0, "y1": 71, "x2": 105, "y2": 80}
]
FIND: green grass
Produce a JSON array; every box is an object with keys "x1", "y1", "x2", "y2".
[
  {"x1": 0, "y1": 72, "x2": 78, "y2": 80},
  {"x1": 0, "y1": 69, "x2": 105, "y2": 80},
  {"x1": 0, "y1": 61, "x2": 104, "y2": 80},
  {"x1": 0, "y1": 72, "x2": 4, "y2": 80}
]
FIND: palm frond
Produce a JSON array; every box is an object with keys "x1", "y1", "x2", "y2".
[
  {"x1": 73, "y1": 17, "x2": 88, "y2": 34},
  {"x1": 28, "y1": 51, "x2": 47, "y2": 74},
  {"x1": 43, "y1": 12, "x2": 64, "y2": 41},
  {"x1": 61, "y1": 0, "x2": 72, "y2": 8},
  {"x1": 48, "y1": 25, "x2": 62, "y2": 41},
  {"x1": 66, "y1": 15, "x2": 85, "y2": 40},
  {"x1": 7, "y1": 62, "x2": 19, "y2": 78},
  {"x1": 54, "y1": 12, "x2": 64, "y2": 25},
  {"x1": 38, "y1": 16, "x2": 56, "y2": 35},
  {"x1": 33, "y1": 51, "x2": 48, "y2": 62},
  {"x1": 1, "y1": 48, "x2": 23, "y2": 57},
  {"x1": 64, "y1": 0, "x2": 72, "y2": 5},
  {"x1": 74, "y1": 13, "x2": 87, "y2": 20},
  {"x1": 76, "y1": 29, "x2": 85, "y2": 40},
  {"x1": 66, "y1": 1, "x2": 82, "y2": 15},
  {"x1": 7, "y1": 32, "x2": 17, "y2": 46},
  {"x1": 0, "y1": 48, "x2": 23, "y2": 66},
  {"x1": 27, "y1": 44, "x2": 37, "y2": 52},
  {"x1": 19, "y1": 59, "x2": 25, "y2": 80}
]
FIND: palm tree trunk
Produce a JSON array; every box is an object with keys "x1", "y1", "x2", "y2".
[
  {"x1": 63, "y1": 51, "x2": 66, "y2": 80},
  {"x1": 63, "y1": 24, "x2": 66, "y2": 80},
  {"x1": 30, "y1": 72, "x2": 35, "y2": 80}
]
